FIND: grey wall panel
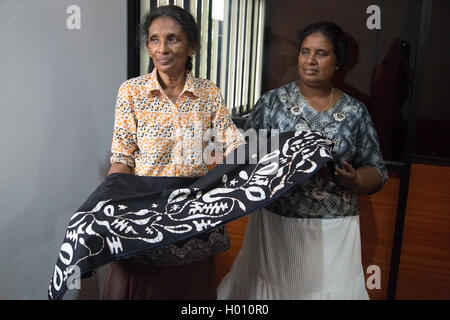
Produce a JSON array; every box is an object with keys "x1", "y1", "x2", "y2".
[{"x1": 0, "y1": 0, "x2": 127, "y2": 299}]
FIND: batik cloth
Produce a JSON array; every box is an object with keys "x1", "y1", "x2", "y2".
[{"x1": 48, "y1": 130, "x2": 334, "y2": 300}]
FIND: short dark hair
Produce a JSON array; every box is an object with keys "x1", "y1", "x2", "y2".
[
  {"x1": 297, "y1": 21, "x2": 348, "y2": 69},
  {"x1": 141, "y1": 5, "x2": 199, "y2": 71}
]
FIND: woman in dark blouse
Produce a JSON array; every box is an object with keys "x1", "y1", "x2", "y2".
[{"x1": 218, "y1": 22, "x2": 387, "y2": 300}]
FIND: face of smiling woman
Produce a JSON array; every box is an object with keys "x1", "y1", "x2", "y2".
[
  {"x1": 147, "y1": 16, "x2": 196, "y2": 79},
  {"x1": 297, "y1": 32, "x2": 338, "y2": 88}
]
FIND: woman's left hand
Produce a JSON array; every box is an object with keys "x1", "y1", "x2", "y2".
[
  {"x1": 335, "y1": 161, "x2": 360, "y2": 192},
  {"x1": 335, "y1": 162, "x2": 383, "y2": 195}
]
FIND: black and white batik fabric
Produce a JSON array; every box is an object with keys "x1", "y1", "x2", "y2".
[{"x1": 48, "y1": 130, "x2": 334, "y2": 300}]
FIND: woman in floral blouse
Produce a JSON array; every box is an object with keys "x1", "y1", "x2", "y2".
[
  {"x1": 103, "y1": 5, "x2": 243, "y2": 299},
  {"x1": 218, "y1": 21, "x2": 387, "y2": 300}
]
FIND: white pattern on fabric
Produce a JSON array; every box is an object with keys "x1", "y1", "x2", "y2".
[{"x1": 48, "y1": 131, "x2": 334, "y2": 300}]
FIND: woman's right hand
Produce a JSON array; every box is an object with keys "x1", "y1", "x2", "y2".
[{"x1": 108, "y1": 162, "x2": 132, "y2": 175}]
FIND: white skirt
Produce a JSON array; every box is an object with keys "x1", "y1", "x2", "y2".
[{"x1": 217, "y1": 208, "x2": 369, "y2": 300}]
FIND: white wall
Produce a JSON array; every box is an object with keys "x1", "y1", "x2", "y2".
[{"x1": 0, "y1": 0, "x2": 127, "y2": 299}]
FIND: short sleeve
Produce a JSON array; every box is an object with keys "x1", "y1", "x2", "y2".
[
  {"x1": 210, "y1": 86, "x2": 245, "y2": 157},
  {"x1": 110, "y1": 82, "x2": 137, "y2": 168},
  {"x1": 353, "y1": 105, "x2": 388, "y2": 185},
  {"x1": 244, "y1": 92, "x2": 275, "y2": 131}
]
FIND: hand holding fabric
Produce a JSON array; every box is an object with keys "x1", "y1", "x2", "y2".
[{"x1": 335, "y1": 161, "x2": 383, "y2": 195}]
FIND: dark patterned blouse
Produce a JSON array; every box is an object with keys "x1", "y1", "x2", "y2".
[{"x1": 245, "y1": 81, "x2": 388, "y2": 219}]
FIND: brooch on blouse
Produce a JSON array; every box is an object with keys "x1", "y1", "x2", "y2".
[
  {"x1": 290, "y1": 105, "x2": 303, "y2": 116},
  {"x1": 333, "y1": 112, "x2": 346, "y2": 122}
]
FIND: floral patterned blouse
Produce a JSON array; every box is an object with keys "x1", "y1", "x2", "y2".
[
  {"x1": 110, "y1": 68, "x2": 244, "y2": 265},
  {"x1": 111, "y1": 68, "x2": 243, "y2": 177},
  {"x1": 244, "y1": 81, "x2": 388, "y2": 219}
]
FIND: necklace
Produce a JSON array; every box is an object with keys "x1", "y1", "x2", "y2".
[{"x1": 299, "y1": 86, "x2": 334, "y2": 112}]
